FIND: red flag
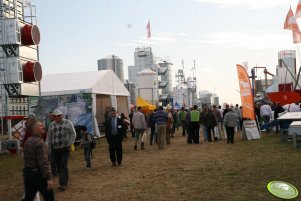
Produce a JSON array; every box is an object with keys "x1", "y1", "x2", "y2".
[
  {"x1": 146, "y1": 20, "x2": 151, "y2": 39},
  {"x1": 296, "y1": 0, "x2": 301, "y2": 18},
  {"x1": 293, "y1": 31, "x2": 301, "y2": 43},
  {"x1": 284, "y1": 7, "x2": 300, "y2": 32}
]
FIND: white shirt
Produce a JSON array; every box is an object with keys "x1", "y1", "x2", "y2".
[
  {"x1": 289, "y1": 103, "x2": 300, "y2": 112},
  {"x1": 260, "y1": 104, "x2": 272, "y2": 117},
  {"x1": 218, "y1": 109, "x2": 224, "y2": 118}
]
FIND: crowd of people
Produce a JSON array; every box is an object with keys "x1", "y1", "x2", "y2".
[
  {"x1": 124, "y1": 104, "x2": 242, "y2": 149},
  {"x1": 17, "y1": 99, "x2": 301, "y2": 200},
  {"x1": 255, "y1": 101, "x2": 301, "y2": 133},
  {"x1": 19, "y1": 103, "x2": 244, "y2": 201}
]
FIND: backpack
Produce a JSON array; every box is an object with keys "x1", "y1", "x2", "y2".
[{"x1": 86, "y1": 133, "x2": 96, "y2": 149}]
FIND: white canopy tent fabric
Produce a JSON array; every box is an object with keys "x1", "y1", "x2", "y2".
[
  {"x1": 41, "y1": 70, "x2": 130, "y2": 137},
  {"x1": 41, "y1": 70, "x2": 129, "y2": 97}
]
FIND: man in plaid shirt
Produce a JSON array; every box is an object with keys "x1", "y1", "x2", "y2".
[{"x1": 23, "y1": 121, "x2": 54, "y2": 201}]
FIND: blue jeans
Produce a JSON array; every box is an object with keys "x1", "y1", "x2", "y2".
[
  {"x1": 84, "y1": 146, "x2": 91, "y2": 168},
  {"x1": 54, "y1": 147, "x2": 70, "y2": 186},
  {"x1": 262, "y1": 115, "x2": 271, "y2": 133}
]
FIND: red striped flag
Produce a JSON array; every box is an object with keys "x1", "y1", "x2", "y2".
[
  {"x1": 146, "y1": 20, "x2": 151, "y2": 39},
  {"x1": 284, "y1": 7, "x2": 300, "y2": 32}
]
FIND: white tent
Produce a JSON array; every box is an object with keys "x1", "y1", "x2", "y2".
[
  {"x1": 40, "y1": 70, "x2": 130, "y2": 136},
  {"x1": 41, "y1": 70, "x2": 129, "y2": 96}
]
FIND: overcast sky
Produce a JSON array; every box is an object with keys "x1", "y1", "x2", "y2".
[{"x1": 34, "y1": 0, "x2": 300, "y2": 105}]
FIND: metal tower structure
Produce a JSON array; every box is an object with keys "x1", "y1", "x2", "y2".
[{"x1": 0, "y1": 0, "x2": 41, "y2": 139}]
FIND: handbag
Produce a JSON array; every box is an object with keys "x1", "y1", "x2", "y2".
[
  {"x1": 141, "y1": 131, "x2": 147, "y2": 143},
  {"x1": 214, "y1": 126, "x2": 220, "y2": 138}
]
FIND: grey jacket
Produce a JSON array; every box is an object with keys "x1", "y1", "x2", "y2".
[{"x1": 223, "y1": 111, "x2": 238, "y2": 127}]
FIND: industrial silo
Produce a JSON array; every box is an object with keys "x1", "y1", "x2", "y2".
[
  {"x1": 136, "y1": 68, "x2": 158, "y2": 105},
  {"x1": 199, "y1": 90, "x2": 213, "y2": 106},
  {"x1": 158, "y1": 61, "x2": 173, "y2": 95},
  {"x1": 97, "y1": 55, "x2": 124, "y2": 83},
  {"x1": 124, "y1": 80, "x2": 137, "y2": 105}
]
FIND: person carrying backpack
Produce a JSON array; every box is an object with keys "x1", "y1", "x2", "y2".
[{"x1": 80, "y1": 126, "x2": 94, "y2": 169}]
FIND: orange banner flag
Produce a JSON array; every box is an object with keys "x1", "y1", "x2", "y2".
[{"x1": 236, "y1": 64, "x2": 255, "y2": 120}]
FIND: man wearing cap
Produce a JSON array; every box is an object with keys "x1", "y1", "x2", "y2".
[
  {"x1": 47, "y1": 109, "x2": 76, "y2": 191},
  {"x1": 46, "y1": 112, "x2": 57, "y2": 177},
  {"x1": 132, "y1": 106, "x2": 147, "y2": 150},
  {"x1": 260, "y1": 103, "x2": 272, "y2": 133},
  {"x1": 105, "y1": 107, "x2": 125, "y2": 166}
]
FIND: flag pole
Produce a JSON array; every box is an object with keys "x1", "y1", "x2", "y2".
[{"x1": 294, "y1": 43, "x2": 301, "y2": 90}]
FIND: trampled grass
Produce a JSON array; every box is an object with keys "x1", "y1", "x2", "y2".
[{"x1": 1, "y1": 131, "x2": 301, "y2": 201}]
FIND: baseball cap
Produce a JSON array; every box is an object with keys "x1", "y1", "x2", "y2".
[{"x1": 53, "y1": 109, "x2": 63, "y2": 116}]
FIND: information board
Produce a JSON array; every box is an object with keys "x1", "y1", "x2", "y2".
[{"x1": 242, "y1": 120, "x2": 260, "y2": 140}]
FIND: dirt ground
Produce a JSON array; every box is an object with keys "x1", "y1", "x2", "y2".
[{"x1": 1, "y1": 130, "x2": 301, "y2": 201}]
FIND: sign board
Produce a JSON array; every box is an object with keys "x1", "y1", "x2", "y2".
[
  {"x1": 30, "y1": 93, "x2": 94, "y2": 133},
  {"x1": 242, "y1": 120, "x2": 260, "y2": 140}
]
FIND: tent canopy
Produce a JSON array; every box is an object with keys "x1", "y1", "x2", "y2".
[
  {"x1": 41, "y1": 70, "x2": 130, "y2": 96},
  {"x1": 136, "y1": 96, "x2": 156, "y2": 112}
]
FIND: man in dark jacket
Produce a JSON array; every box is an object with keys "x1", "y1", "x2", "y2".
[
  {"x1": 129, "y1": 108, "x2": 135, "y2": 137},
  {"x1": 204, "y1": 109, "x2": 218, "y2": 142},
  {"x1": 105, "y1": 107, "x2": 125, "y2": 166},
  {"x1": 148, "y1": 109, "x2": 157, "y2": 145}
]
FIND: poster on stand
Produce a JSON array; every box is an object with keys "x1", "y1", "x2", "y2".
[
  {"x1": 29, "y1": 93, "x2": 94, "y2": 133},
  {"x1": 242, "y1": 120, "x2": 260, "y2": 140}
]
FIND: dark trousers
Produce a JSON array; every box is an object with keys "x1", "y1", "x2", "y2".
[
  {"x1": 50, "y1": 147, "x2": 57, "y2": 176},
  {"x1": 150, "y1": 126, "x2": 157, "y2": 145},
  {"x1": 181, "y1": 120, "x2": 186, "y2": 136},
  {"x1": 185, "y1": 122, "x2": 191, "y2": 139},
  {"x1": 226, "y1": 127, "x2": 235, "y2": 144},
  {"x1": 130, "y1": 125, "x2": 135, "y2": 137},
  {"x1": 23, "y1": 168, "x2": 55, "y2": 201},
  {"x1": 207, "y1": 126, "x2": 216, "y2": 142},
  {"x1": 84, "y1": 146, "x2": 91, "y2": 168},
  {"x1": 108, "y1": 136, "x2": 123, "y2": 165},
  {"x1": 189, "y1": 122, "x2": 200, "y2": 144},
  {"x1": 53, "y1": 147, "x2": 70, "y2": 186},
  {"x1": 275, "y1": 120, "x2": 280, "y2": 133},
  {"x1": 172, "y1": 121, "x2": 177, "y2": 135}
]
